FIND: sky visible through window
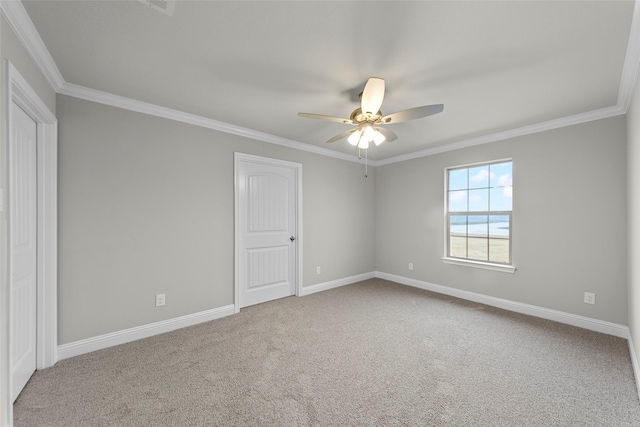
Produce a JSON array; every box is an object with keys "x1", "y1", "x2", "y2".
[{"x1": 448, "y1": 162, "x2": 512, "y2": 213}]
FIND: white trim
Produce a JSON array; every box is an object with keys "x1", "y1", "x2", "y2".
[
  {"x1": 446, "y1": 157, "x2": 513, "y2": 171},
  {"x1": 56, "y1": 82, "x2": 629, "y2": 168},
  {"x1": 296, "y1": 163, "x2": 304, "y2": 299},
  {"x1": 375, "y1": 271, "x2": 629, "y2": 338},
  {"x1": 234, "y1": 153, "x2": 303, "y2": 311},
  {"x1": 4, "y1": 60, "x2": 58, "y2": 423},
  {"x1": 6, "y1": 61, "x2": 58, "y2": 369},
  {"x1": 443, "y1": 159, "x2": 514, "y2": 271},
  {"x1": 628, "y1": 335, "x2": 640, "y2": 401},
  {"x1": 619, "y1": 0, "x2": 640, "y2": 112},
  {"x1": 34, "y1": 114, "x2": 57, "y2": 371},
  {"x1": 441, "y1": 257, "x2": 516, "y2": 274},
  {"x1": 0, "y1": 0, "x2": 65, "y2": 91},
  {"x1": 298, "y1": 272, "x2": 376, "y2": 297},
  {"x1": 59, "y1": 82, "x2": 364, "y2": 165},
  {"x1": 57, "y1": 305, "x2": 235, "y2": 361},
  {"x1": 376, "y1": 106, "x2": 625, "y2": 166}
]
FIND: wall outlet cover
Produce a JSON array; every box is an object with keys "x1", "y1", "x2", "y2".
[
  {"x1": 584, "y1": 292, "x2": 596, "y2": 305},
  {"x1": 156, "y1": 293, "x2": 166, "y2": 307}
]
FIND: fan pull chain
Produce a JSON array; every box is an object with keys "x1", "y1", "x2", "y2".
[
  {"x1": 364, "y1": 149, "x2": 368, "y2": 178},
  {"x1": 356, "y1": 147, "x2": 368, "y2": 178}
]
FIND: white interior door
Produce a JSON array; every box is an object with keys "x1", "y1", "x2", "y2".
[
  {"x1": 9, "y1": 102, "x2": 38, "y2": 402},
  {"x1": 236, "y1": 155, "x2": 299, "y2": 308}
]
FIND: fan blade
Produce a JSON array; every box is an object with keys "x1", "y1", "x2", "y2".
[
  {"x1": 326, "y1": 129, "x2": 357, "y2": 143},
  {"x1": 298, "y1": 112, "x2": 353, "y2": 125},
  {"x1": 361, "y1": 77, "x2": 385, "y2": 116},
  {"x1": 374, "y1": 127, "x2": 398, "y2": 142},
  {"x1": 381, "y1": 104, "x2": 444, "y2": 124}
]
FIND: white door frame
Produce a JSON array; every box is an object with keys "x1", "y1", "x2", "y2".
[
  {"x1": 3, "y1": 60, "x2": 58, "y2": 417},
  {"x1": 234, "y1": 153, "x2": 302, "y2": 313}
]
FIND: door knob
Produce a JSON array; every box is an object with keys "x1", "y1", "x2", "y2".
[{"x1": 290, "y1": 236, "x2": 296, "y2": 242}]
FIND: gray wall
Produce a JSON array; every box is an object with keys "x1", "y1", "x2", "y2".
[
  {"x1": 628, "y1": 76, "x2": 640, "y2": 368},
  {"x1": 0, "y1": 12, "x2": 57, "y2": 425},
  {"x1": 56, "y1": 95, "x2": 375, "y2": 344},
  {"x1": 375, "y1": 116, "x2": 628, "y2": 325},
  {"x1": 53, "y1": 94, "x2": 633, "y2": 342}
]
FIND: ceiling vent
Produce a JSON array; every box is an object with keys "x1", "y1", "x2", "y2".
[{"x1": 137, "y1": 0, "x2": 175, "y2": 16}]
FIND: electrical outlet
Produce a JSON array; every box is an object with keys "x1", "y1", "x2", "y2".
[
  {"x1": 155, "y1": 293, "x2": 166, "y2": 307},
  {"x1": 408, "y1": 262, "x2": 414, "y2": 271},
  {"x1": 584, "y1": 292, "x2": 596, "y2": 305},
  {"x1": 316, "y1": 266, "x2": 321, "y2": 275}
]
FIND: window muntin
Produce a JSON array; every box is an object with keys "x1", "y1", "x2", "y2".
[{"x1": 446, "y1": 161, "x2": 512, "y2": 265}]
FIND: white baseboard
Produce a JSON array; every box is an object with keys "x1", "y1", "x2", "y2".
[
  {"x1": 628, "y1": 335, "x2": 640, "y2": 400},
  {"x1": 56, "y1": 272, "x2": 631, "y2": 365},
  {"x1": 57, "y1": 272, "x2": 375, "y2": 361},
  {"x1": 299, "y1": 271, "x2": 376, "y2": 297},
  {"x1": 375, "y1": 271, "x2": 629, "y2": 339},
  {"x1": 57, "y1": 304, "x2": 235, "y2": 360}
]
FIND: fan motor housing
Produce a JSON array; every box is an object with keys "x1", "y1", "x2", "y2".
[{"x1": 350, "y1": 107, "x2": 382, "y2": 125}]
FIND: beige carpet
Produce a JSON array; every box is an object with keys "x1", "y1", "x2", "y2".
[{"x1": 14, "y1": 279, "x2": 640, "y2": 426}]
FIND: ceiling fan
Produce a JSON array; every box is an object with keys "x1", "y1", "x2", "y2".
[{"x1": 298, "y1": 77, "x2": 444, "y2": 150}]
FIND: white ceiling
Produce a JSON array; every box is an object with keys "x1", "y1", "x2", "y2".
[{"x1": 20, "y1": 0, "x2": 636, "y2": 161}]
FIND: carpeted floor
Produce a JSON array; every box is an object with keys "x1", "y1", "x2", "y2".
[{"x1": 13, "y1": 279, "x2": 640, "y2": 426}]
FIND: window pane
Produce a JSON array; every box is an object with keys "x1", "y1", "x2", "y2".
[
  {"x1": 489, "y1": 238, "x2": 510, "y2": 263},
  {"x1": 449, "y1": 190, "x2": 468, "y2": 212},
  {"x1": 469, "y1": 165, "x2": 489, "y2": 189},
  {"x1": 489, "y1": 215, "x2": 510, "y2": 238},
  {"x1": 468, "y1": 215, "x2": 488, "y2": 237},
  {"x1": 449, "y1": 168, "x2": 468, "y2": 190},
  {"x1": 490, "y1": 162, "x2": 512, "y2": 188},
  {"x1": 489, "y1": 215, "x2": 509, "y2": 263},
  {"x1": 450, "y1": 236, "x2": 467, "y2": 258},
  {"x1": 490, "y1": 187, "x2": 512, "y2": 211},
  {"x1": 468, "y1": 189, "x2": 489, "y2": 211},
  {"x1": 450, "y1": 215, "x2": 467, "y2": 236},
  {"x1": 468, "y1": 237, "x2": 488, "y2": 261}
]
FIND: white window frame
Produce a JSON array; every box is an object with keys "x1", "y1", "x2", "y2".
[{"x1": 441, "y1": 159, "x2": 516, "y2": 274}]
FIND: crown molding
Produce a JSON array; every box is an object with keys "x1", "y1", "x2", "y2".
[
  {"x1": 618, "y1": 0, "x2": 640, "y2": 112},
  {"x1": 4, "y1": 0, "x2": 640, "y2": 166},
  {"x1": 375, "y1": 105, "x2": 626, "y2": 166},
  {"x1": 54, "y1": 84, "x2": 628, "y2": 169},
  {"x1": 0, "y1": 0, "x2": 64, "y2": 91},
  {"x1": 58, "y1": 82, "x2": 363, "y2": 164}
]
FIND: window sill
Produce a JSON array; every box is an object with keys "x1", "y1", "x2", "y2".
[{"x1": 441, "y1": 257, "x2": 516, "y2": 274}]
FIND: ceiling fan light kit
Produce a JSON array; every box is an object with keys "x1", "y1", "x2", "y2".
[
  {"x1": 347, "y1": 124, "x2": 384, "y2": 149},
  {"x1": 298, "y1": 76, "x2": 444, "y2": 152},
  {"x1": 347, "y1": 129, "x2": 361, "y2": 146}
]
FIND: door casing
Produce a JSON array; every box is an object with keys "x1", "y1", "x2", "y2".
[{"x1": 3, "y1": 60, "x2": 58, "y2": 422}]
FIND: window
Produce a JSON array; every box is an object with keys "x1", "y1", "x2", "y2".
[{"x1": 444, "y1": 160, "x2": 513, "y2": 270}]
